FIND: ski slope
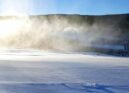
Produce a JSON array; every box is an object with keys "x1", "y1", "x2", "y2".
[{"x1": 0, "y1": 49, "x2": 129, "y2": 93}]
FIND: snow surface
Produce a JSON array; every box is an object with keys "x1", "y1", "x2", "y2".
[{"x1": 0, "y1": 49, "x2": 129, "y2": 93}]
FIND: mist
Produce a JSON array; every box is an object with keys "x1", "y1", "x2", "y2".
[{"x1": 0, "y1": 14, "x2": 128, "y2": 52}]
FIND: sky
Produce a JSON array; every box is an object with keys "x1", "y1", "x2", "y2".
[{"x1": 0, "y1": 0, "x2": 129, "y2": 15}]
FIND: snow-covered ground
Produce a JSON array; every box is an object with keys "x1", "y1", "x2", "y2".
[{"x1": 0, "y1": 49, "x2": 129, "y2": 93}]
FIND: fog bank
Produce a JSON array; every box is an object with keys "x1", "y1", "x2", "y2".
[{"x1": 0, "y1": 14, "x2": 129, "y2": 52}]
